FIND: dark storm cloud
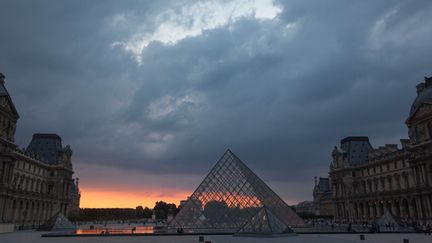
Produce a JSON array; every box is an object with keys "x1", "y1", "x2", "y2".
[{"x1": 1, "y1": 0, "x2": 432, "y2": 201}]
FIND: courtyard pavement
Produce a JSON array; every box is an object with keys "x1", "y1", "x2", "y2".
[{"x1": 1, "y1": 231, "x2": 432, "y2": 243}]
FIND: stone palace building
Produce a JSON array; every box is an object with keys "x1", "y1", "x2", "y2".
[
  {"x1": 329, "y1": 76, "x2": 432, "y2": 224},
  {"x1": 0, "y1": 73, "x2": 80, "y2": 229}
]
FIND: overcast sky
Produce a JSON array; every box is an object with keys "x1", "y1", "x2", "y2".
[{"x1": 1, "y1": 0, "x2": 432, "y2": 206}]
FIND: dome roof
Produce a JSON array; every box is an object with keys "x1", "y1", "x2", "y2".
[{"x1": 410, "y1": 77, "x2": 432, "y2": 116}]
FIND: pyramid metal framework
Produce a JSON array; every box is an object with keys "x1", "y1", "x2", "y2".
[
  {"x1": 236, "y1": 206, "x2": 289, "y2": 234},
  {"x1": 375, "y1": 209, "x2": 401, "y2": 227},
  {"x1": 170, "y1": 150, "x2": 304, "y2": 233},
  {"x1": 39, "y1": 212, "x2": 76, "y2": 231}
]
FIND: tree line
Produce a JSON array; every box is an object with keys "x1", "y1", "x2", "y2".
[{"x1": 75, "y1": 201, "x2": 180, "y2": 221}]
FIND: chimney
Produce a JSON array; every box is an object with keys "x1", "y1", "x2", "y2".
[
  {"x1": 75, "y1": 177, "x2": 79, "y2": 189},
  {"x1": 314, "y1": 176, "x2": 317, "y2": 186}
]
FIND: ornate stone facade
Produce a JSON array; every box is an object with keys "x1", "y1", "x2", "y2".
[
  {"x1": 329, "y1": 77, "x2": 432, "y2": 224},
  {"x1": 0, "y1": 73, "x2": 80, "y2": 229}
]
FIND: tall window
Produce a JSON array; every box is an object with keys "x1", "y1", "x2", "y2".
[
  {"x1": 428, "y1": 122, "x2": 432, "y2": 138},
  {"x1": 415, "y1": 127, "x2": 421, "y2": 142}
]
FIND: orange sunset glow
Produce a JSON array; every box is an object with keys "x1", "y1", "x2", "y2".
[{"x1": 80, "y1": 187, "x2": 191, "y2": 208}]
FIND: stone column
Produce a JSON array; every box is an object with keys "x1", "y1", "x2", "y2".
[
  {"x1": 408, "y1": 199, "x2": 414, "y2": 219},
  {"x1": 16, "y1": 201, "x2": 22, "y2": 224},
  {"x1": 7, "y1": 198, "x2": 14, "y2": 223},
  {"x1": 361, "y1": 203, "x2": 365, "y2": 219},
  {"x1": 419, "y1": 196, "x2": 426, "y2": 219},
  {"x1": 8, "y1": 163, "x2": 14, "y2": 184},
  {"x1": 342, "y1": 203, "x2": 347, "y2": 221},
  {"x1": 416, "y1": 197, "x2": 423, "y2": 220},
  {"x1": 423, "y1": 195, "x2": 431, "y2": 219},
  {"x1": 369, "y1": 202, "x2": 375, "y2": 219},
  {"x1": 423, "y1": 165, "x2": 430, "y2": 186},
  {"x1": 391, "y1": 201, "x2": 397, "y2": 216},
  {"x1": 399, "y1": 199, "x2": 405, "y2": 218},
  {"x1": 41, "y1": 204, "x2": 45, "y2": 222},
  {"x1": 419, "y1": 164, "x2": 427, "y2": 184},
  {"x1": 46, "y1": 203, "x2": 50, "y2": 221},
  {"x1": 1, "y1": 163, "x2": 6, "y2": 183},
  {"x1": 0, "y1": 196, "x2": 5, "y2": 222},
  {"x1": 46, "y1": 203, "x2": 50, "y2": 220},
  {"x1": 11, "y1": 201, "x2": 17, "y2": 223},
  {"x1": 38, "y1": 203, "x2": 42, "y2": 226},
  {"x1": 377, "y1": 201, "x2": 382, "y2": 217},
  {"x1": 38, "y1": 203, "x2": 43, "y2": 225},
  {"x1": 418, "y1": 166, "x2": 424, "y2": 185},
  {"x1": 429, "y1": 195, "x2": 432, "y2": 219},
  {"x1": 2, "y1": 198, "x2": 9, "y2": 222},
  {"x1": 414, "y1": 167, "x2": 420, "y2": 186},
  {"x1": 366, "y1": 202, "x2": 370, "y2": 219}
]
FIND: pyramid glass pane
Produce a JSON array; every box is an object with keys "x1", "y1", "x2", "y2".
[
  {"x1": 237, "y1": 206, "x2": 289, "y2": 234},
  {"x1": 39, "y1": 213, "x2": 75, "y2": 231},
  {"x1": 238, "y1": 207, "x2": 272, "y2": 233},
  {"x1": 170, "y1": 150, "x2": 304, "y2": 233}
]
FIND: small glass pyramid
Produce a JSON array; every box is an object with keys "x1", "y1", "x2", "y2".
[
  {"x1": 237, "y1": 206, "x2": 289, "y2": 234},
  {"x1": 39, "y1": 212, "x2": 76, "y2": 231},
  {"x1": 170, "y1": 149, "x2": 303, "y2": 233}
]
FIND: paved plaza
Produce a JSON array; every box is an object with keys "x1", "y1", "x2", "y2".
[{"x1": 1, "y1": 231, "x2": 432, "y2": 243}]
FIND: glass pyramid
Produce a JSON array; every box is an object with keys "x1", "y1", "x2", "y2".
[
  {"x1": 39, "y1": 212, "x2": 76, "y2": 231},
  {"x1": 236, "y1": 206, "x2": 289, "y2": 234},
  {"x1": 170, "y1": 149, "x2": 304, "y2": 233}
]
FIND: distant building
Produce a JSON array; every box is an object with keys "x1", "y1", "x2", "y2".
[
  {"x1": 179, "y1": 200, "x2": 188, "y2": 208},
  {"x1": 312, "y1": 177, "x2": 334, "y2": 217},
  {"x1": 294, "y1": 177, "x2": 334, "y2": 217},
  {"x1": 329, "y1": 76, "x2": 432, "y2": 224},
  {"x1": 294, "y1": 201, "x2": 316, "y2": 215},
  {"x1": 0, "y1": 73, "x2": 80, "y2": 229}
]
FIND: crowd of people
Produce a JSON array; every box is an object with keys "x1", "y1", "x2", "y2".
[{"x1": 305, "y1": 218, "x2": 432, "y2": 234}]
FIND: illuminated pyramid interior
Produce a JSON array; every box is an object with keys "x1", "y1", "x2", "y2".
[{"x1": 170, "y1": 149, "x2": 304, "y2": 234}]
